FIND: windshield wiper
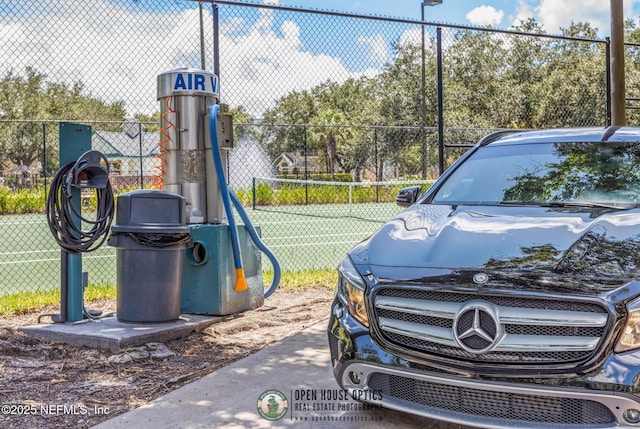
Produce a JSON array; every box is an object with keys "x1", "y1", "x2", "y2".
[{"x1": 499, "y1": 201, "x2": 627, "y2": 210}]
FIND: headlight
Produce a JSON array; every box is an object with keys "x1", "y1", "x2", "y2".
[
  {"x1": 337, "y1": 256, "x2": 369, "y2": 327},
  {"x1": 615, "y1": 297, "x2": 640, "y2": 353}
]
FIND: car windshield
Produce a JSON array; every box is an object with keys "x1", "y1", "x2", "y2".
[{"x1": 431, "y1": 141, "x2": 640, "y2": 207}]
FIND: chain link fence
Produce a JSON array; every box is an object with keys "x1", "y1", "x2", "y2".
[{"x1": 0, "y1": 0, "x2": 634, "y2": 296}]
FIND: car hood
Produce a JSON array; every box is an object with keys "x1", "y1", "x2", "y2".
[{"x1": 349, "y1": 204, "x2": 640, "y2": 295}]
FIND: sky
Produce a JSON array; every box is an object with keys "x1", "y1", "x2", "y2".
[
  {"x1": 273, "y1": 0, "x2": 640, "y2": 36},
  {"x1": 2, "y1": 0, "x2": 639, "y2": 117}
]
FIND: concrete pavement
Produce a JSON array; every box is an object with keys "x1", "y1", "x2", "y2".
[{"x1": 92, "y1": 320, "x2": 470, "y2": 429}]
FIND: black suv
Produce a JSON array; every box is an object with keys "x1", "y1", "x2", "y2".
[{"x1": 328, "y1": 127, "x2": 640, "y2": 428}]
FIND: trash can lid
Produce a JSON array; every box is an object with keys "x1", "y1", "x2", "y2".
[{"x1": 114, "y1": 190, "x2": 187, "y2": 229}]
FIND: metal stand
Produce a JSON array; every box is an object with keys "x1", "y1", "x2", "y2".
[{"x1": 53, "y1": 123, "x2": 92, "y2": 323}]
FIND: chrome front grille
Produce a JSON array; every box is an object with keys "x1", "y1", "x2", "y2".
[{"x1": 373, "y1": 288, "x2": 610, "y2": 364}]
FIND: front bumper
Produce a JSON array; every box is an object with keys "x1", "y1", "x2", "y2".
[{"x1": 328, "y1": 298, "x2": 640, "y2": 429}]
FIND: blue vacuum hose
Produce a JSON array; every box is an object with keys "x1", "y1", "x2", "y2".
[
  {"x1": 229, "y1": 189, "x2": 281, "y2": 298},
  {"x1": 209, "y1": 104, "x2": 246, "y2": 292},
  {"x1": 208, "y1": 105, "x2": 280, "y2": 297}
]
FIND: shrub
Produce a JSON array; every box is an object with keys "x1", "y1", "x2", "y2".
[
  {"x1": 0, "y1": 187, "x2": 46, "y2": 214},
  {"x1": 277, "y1": 173, "x2": 353, "y2": 182}
]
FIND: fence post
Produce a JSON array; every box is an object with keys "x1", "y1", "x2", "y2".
[
  {"x1": 42, "y1": 121, "x2": 47, "y2": 193},
  {"x1": 138, "y1": 121, "x2": 144, "y2": 188},
  {"x1": 348, "y1": 183, "x2": 353, "y2": 217},
  {"x1": 374, "y1": 126, "x2": 379, "y2": 203},
  {"x1": 213, "y1": 2, "x2": 220, "y2": 78},
  {"x1": 199, "y1": 1, "x2": 206, "y2": 70},
  {"x1": 252, "y1": 176, "x2": 256, "y2": 210},
  {"x1": 605, "y1": 37, "x2": 612, "y2": 127},
  {"x1": 437, "y1": 26, "x2": 444, "y2": 175},
  {"x1": 421, "y1": 20, "x2": 427, "y2": 180},
  {"x1": 304, "y1": 124, "x2": 308, "y2": 205}
]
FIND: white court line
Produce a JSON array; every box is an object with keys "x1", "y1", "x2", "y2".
[
  {"x1": 255, "y1": 217, "x2": 388, "y2": 225},
  {"x1": 266, "y1": 232, "x2": 366, "y2": 241},
  {"x1": 0, "y1": 249, "x2": 63, "y2": 256},
  {"x1": 267, "y1": 240, "x2": 357, "y2": 248},
  {"x1": 256, "y1": 218, "x2": 348, "y2": 225},
  {"x1": 0, "y1": 254, "x2": 114, "y2": 266},
  {"x1": 0, "y1": 220, "x2": 46, "y2": 226},
  {"x1": 0, "y1": 249, "x2": 115, "y2": 256}
]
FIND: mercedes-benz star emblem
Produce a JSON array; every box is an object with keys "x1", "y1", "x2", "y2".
[
  {"x1": 453, "y1": 302, "x2": 502, "y2": 354},
  {"x1": 472, "y1": 273, "x2": 489, "y2": 284}
]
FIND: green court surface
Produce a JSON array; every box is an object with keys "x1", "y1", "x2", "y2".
[
  {"x1": 0, "y1": 203, "x2": 402, "y2": 296},
  {"x1": 0, "y1": 213, "x2": 117, "y2": 296}
]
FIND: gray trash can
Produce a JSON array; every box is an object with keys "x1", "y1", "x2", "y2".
[{"x1": 108, "y1": 190, "x2": 191, "y2": 323}]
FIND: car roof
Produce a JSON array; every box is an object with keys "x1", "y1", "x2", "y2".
[{"x1": 484, "y1": 126, "x2": 640, "y2": 146}]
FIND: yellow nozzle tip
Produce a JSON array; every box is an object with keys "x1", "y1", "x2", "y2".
[{"x1": 234, "y1": 268, "x2": 248, "y2": 292}]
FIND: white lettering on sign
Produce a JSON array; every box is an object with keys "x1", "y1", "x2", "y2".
[{"x1": 172, "y1": 72, "x2": 219, "y2": 95}]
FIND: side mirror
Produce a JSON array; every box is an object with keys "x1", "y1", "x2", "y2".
[{"x1": 396, "y1": 186, "x2": 422, "y2": 207}]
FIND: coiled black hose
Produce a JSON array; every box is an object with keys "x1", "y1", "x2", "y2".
[
  {"x1": 122, "y1": 231, "x2": 191, "y2": 248},
  {"x1": 46, "y1": 159, "x2": 114, "y2": 254}
]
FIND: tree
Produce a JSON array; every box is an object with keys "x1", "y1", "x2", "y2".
[
  {"x1": 261, "y1": 77, "x2": 377, "y2": 179},
  {"x1": 256, "y1": 18, "x2": 611, "y2": 181},
  {"x1": 536, "y1": 22, "x2": 606, "y2": 127},
  {"x1": 134, "y1": 111, "x2": 160, "y2": 132},
  {"x1": 444, "y1": 28, "x2": 509, "y2": 128},
  {"x1": 261, "y1": 89, "x2": 317, "y2": 162},
  {"x1": 0, "y1": 67, "x2": 126, "y2": 172},
  {"x1": 625, "y1": 18, "x2": 640, "y2": 125},
  {"x1": 227, "y1": 105, "x2": 257, "y2": 143},
  {"x1": 502, "y1": 19, "x2": 549, "y2": 128},
  {"x1": 308, "y1": 79, "x2": 376, "y2": 178}
]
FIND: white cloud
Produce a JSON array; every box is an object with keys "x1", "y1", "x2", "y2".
[
  {"x1": 536, "y1": 0, "x2": 608, "y2": 33},
  {"x1": 398, "y1": 28, "x2": 423, "y2": 47},
  {"x1": 0, "y1": 0, "x2": 382, "y2": 118},
  {"x1": 357, "y1": 33, "x2": 388, "y2": 64},
  {"x1": 0, "y1": 2, "x2": 205, "y2": 115},
  {"x1": 397, "y1": 27, "x2": 442, "y2": 52},
  {"x1": 466, "y1": 5, "x2": 504, "y2": 26},
  {"x1": 218, "y1": 7, "x2": 363, "y2": 116},
  {"x1": 512, "y1": 0, "x2": 535, "y2": 27},
  {"x1": 514, "y1": 0, "x2": 640, "y2": 34}
]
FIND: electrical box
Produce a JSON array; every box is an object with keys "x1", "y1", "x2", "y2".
[
  {"x1": 216, "y1": 105, "x2": 234, "y2": 149},
  {"x1": 181, "y1": 224, "x2": 264, "y2": 315}
]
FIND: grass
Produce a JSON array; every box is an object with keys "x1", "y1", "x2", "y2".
[
  {"x1": 274, "y1": 269, "x2": 337, "y2": 291},
  {"x1": 0, "y1": 270, "x2": 337, "y2": 316},
  {"x1": 0, "y1": 283, "x2": 116, "y2": 316}
]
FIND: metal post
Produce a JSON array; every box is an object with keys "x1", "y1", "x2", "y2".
[
  {"x1": 421, "y1": 1, "x2": 445, "y2": 175},
  {"x1": 213, "y1": 3, "x2": 220, "y2": 78},
  {"x1": 199, "y1": 1, "x2": 206, "y2": 70},
  {"x1": 59, "y1": 249, "x2": 68, "y2": 323},
  {"x1": 436, "y1": 27, "x2": 444, "y2": 174},
  {"x1": 252, "y1": 177, "x2": 256, "y2": 210},
  {"x1": 610, "y1": 0, "x2": 626, "y2": 125},
  {"x1": 42, "y1": 122, "x2": 47, "y2": 192},
  {"x1": 58, "y1": 122, "x2": 92, "y2": 323},
  {"x1": 304, "y1": 125, "x2": 309, "y2": 205},
  {"x1": 605, "y1": 38, "x2": 612, "y2": 126},
  {"x1": 420, "y1": 4, "x2": 427, "y2": 179},
  {"x1": 138, "y1": 121, "x2": 144, "y2": 188},
  {"x1": 374, "y1": 127, "x2": 379, "y2": 203}
]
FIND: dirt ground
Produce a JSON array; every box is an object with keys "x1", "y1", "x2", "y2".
[{"x1": 0, "y1": 286, "x2": 334, "y2": 429}]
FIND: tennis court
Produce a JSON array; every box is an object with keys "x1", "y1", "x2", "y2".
[{"x1": 0, "y1": 202, "x2": 402, "y2": 296}]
